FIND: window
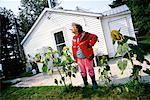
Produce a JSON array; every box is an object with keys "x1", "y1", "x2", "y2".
[{"x1": 54, "y1": 31, "x2": 66, "y2": 54}]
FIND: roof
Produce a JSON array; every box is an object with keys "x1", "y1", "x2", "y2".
[
  {"x1": 21, "y1": 5, "x2": 130, "y2": 45},
  {"x1": 103, "y1": 5, "x2": 130, "y2": 16}
]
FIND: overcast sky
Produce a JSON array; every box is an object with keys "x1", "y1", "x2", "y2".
[{"x1": 0, "y1": 0, "x2": 112, "y2": 15}]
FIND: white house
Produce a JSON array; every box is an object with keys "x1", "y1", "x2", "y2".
[{"x1": 21, "y1": 5, "x2": 136, "y2": 60}]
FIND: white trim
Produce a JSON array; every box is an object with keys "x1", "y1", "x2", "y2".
[
  {"x1": 51, "y1": 27, "x2": 66, "y2": 51},
  {"x1": 56, "y1": 43, "x2": 65, "y2": 46},
  {"x1": 103, "y1": 11, "x2": 131, "y2": 19},
  {"x1": 46, "y1": 8, "x2": 103, "y2": 17}
]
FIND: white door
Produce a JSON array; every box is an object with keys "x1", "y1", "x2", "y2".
[{"x1": 108, "y1": 17, "x2": 130, "y2": 55}]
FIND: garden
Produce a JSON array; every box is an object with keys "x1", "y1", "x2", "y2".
[{"x1": 1, "y1": 30, "x2": 150, "y2": 99}]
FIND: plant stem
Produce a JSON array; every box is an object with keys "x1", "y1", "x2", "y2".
[
  {"x1": 128, "y1": 52, "x2": 134, "y2": 66},
  {"x1": 56, "y1": 67, "x2": 67, "y2": 89}
]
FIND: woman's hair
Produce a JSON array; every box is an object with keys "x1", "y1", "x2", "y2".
[{"x1": 72, "y1": 23, "x2": 83, "y2": 34}]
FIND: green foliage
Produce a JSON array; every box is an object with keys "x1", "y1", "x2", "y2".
[
  {"x1": 52, "y1": 46, "x2": 78, "y2": 88},
  {"x1": 111, "y1": 30, "x2": 150, "y2": 84},
  {"x1": 0, "y1": 7, "x2": 25, "y2": 77},
  {"x1": 35, "y1": 53, "x2": 41, "y2": 62},
  {"x1": 19, "y1": 0, "x2": 48, "y2": 34},
  {"x1": 117, "y1": 59, "x2": 128, "y2": 74},
  {"x1": 128, "y1": 0, "x2": 150, "y2": 36},
  {"x1": 125, "y1": 81, "x2": 145, "y2": 94},
  {"x1": 117, "y1": 43, "x2": 129, "y2": 56},
  {"x1": 98, "y1": 56, "x2": 111, "y2": 84},
  {"x1": 137, "y1": 36, "x2": 150, "y2": 55},
  {"x1": 109, "y1": 0, "x2": 127, "y2": 8},
  {"x1": 128, "y1": 44, "x2": 145, "y2": 63},
  {"x1": 130, "y1": 65, "x2": 142, "y2": 81},
  {"x1": 53, "y1": 58, "x2": 62, "y2": 67},
  {"x1": 42, "y1": 64, "x2": 48, "y2": 73},
  {"x1": 34, "y1": 47, "x2": 54, "y2": 73},
  {"x1": 98, "y1": 56, "x2": 108, "y2": 66}
]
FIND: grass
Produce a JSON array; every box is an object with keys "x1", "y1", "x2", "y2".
[
  {"x1": 1, "y1": 83, "x2": 150, "y2": 100},
  {"x1": 137, "y1": 36, "x2": 150, "y2": 55}
]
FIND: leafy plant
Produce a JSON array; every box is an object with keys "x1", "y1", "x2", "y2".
[
  {"x1": 34, "y1": 47, "x2": 53, "y2": 73},
  {"x1": 53, "y1": 46, "x2": 78, "y2": 89},
  {"x1": 98, "y1": 56, "x2": 111, "y2": 85},
  {"x1": 35, "y1": 53, "x2": 41, "y2": 62},
  {"x1": 110, "y1": 29, "x2": 149, "y2": 82}
]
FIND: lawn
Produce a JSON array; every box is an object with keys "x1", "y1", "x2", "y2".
[
  {"x1": 1, "y1": 83, "x2": 150, "y2": 100},
  {"x1": 137, "y1": 36, "x2": 150, "y2": 55}
]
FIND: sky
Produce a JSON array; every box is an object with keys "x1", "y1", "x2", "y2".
[{"x1": 0, "y1": 0, "x2": 112, "y2": 15}]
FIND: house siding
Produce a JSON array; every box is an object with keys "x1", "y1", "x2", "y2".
[{"x1": 23, "y1": 11, "x2": 108, "y2": 57}]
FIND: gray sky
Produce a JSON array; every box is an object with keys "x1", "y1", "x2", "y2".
[
  {"x1": 0, "y1": 0, "x2": 112, "y2": 15},
  {"x1": 58, "y1": 0, "x2": 111, "y2": 12},
  {"x1": 0, "y1": 0, "x2": 21, "y2": 15}
]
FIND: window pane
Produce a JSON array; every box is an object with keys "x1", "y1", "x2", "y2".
[
  {"x1": 57, "y1": 44, "x2": 66, "y2": 54},
  {"x1": 54, "y1": 31, "x2": 65, "y2": 44}
]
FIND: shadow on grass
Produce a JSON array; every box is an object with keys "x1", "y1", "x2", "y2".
[
  {"x1": 60, "y1": 85, "x2": 112, "y2": 99},
  {"x1": 1, "y1": 82, "x2": 150, "y2": 99},
  {"x1": 137, "y1": 36, "x2": 150, "y2": 55}
]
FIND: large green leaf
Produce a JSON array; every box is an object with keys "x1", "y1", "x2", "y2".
[
  {"x1": 35, "y1": 53, "x2": 41, "y2": 62},
  {"x1": 117, "y1": 60, "x2": 128, "y2": 74},
  {"x1": 117, "y1": 43, "x2": 129, "y2": 56},
  {"x1": 45, "y1": 52, "x2": 52, "y2": 60},
  {"x1": 53, "y1": 58, "x2": 61, "y2": 67},
  {"x1": 66, "y1": 56, "x2": 74, "y2": 64},
  {"x1": 98, "y1": 56, "x2": 108, "y2": 66},
  {"x1": 42, "y1": 64, "x2": 48, "y2": 73}
]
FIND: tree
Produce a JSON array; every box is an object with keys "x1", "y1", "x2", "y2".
[
  {"x1": 127, "y1": 0, "x2": 150, "y2": 36},
  {"x1": 109, "y1": 0, "x2": 150, "y2": 36},
  {"x1": 19, "y1": 0, "x2": 49, "y2": 35},
  {"x1": 109, "y1": 0, "x2": 127, "y2": 8},
  {"x1": 0, "y1": 7, "x2": 25, "y2": 77}
]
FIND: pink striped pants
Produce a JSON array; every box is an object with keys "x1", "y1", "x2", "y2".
[{"x1": 77, "y1": 58, "x2": 95, "y2": 77}]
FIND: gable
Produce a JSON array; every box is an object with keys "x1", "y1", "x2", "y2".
[{"x1": 21, "y1": 8, "x2": 102, "y2": 45}]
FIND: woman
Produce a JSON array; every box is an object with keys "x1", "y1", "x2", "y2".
[{"x1": 71, "y1": 23, "x2": 98, "y2": 90}]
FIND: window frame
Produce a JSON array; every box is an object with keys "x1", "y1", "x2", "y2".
[{"x1": 52, "y1": 28, "x2": 66, "y2": 54}]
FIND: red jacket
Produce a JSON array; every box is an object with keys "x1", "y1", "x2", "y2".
[{"x1": 72, "y1": 32, "x2": 98, "y2": 61}]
